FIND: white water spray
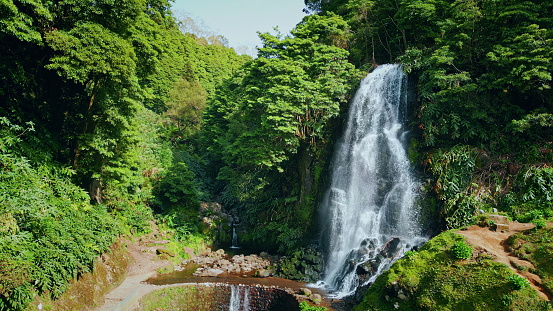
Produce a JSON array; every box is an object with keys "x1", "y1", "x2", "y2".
[
  {"x1": 230, "y1": 223, "x2": 239, "y2": 249},
  {"x1": 319, "y1": 64, "x2": 426, "y2": 297},
  {"x1": 229, "y1": 284, "x2": 250, "y2": 311}
]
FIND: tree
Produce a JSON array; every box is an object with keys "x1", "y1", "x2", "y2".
[
  {"x1": 164, "y1": 77, "x2": 208, "y2": 141},
  {"x1": 202, "y1": 13, "x2": 360, "y2": 252}
]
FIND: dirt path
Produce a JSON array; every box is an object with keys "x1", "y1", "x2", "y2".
[
  {"x1": 457, "y1": 222, "x2": 551, "y2": 301},
  {"x1": 94, "y1": 225, "x2": 176, "y2": 311}
]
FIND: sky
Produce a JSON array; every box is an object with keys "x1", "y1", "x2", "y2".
[{"x1": 171, "y1": 0, "x2": 308, "y2": 55}]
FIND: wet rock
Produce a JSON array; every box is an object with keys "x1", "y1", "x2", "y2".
[
  {"x1": 398, "y1": 290, "x2": 408, "y2": 300},
  {"x1": 380, "y1": 237, "x2": 402, "y2": 258},
  {"x1": 311, "y1": 293, "x2": 322, "y2": 304},
  {"x1": 299, "y1": 288, "x2": 312, "y2": 296},
  {"x1": 180, "y1": 249, "x2": 273, "y2": 278}
]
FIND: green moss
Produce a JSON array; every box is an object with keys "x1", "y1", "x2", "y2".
[
  {"x1": 138, "y1": 286, "x2": 218, "y2": 310},
  {"x1": 355, "y1": 231, "x2": 551, "y2": 311},
  {"x1": 507, "y1": 226, "x2": 553, "y2": 298}
]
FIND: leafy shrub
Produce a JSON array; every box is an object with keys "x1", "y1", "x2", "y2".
[
  {"x1": 518, "y1": 209, "x2": 545, "y2": 223},
  {"x1": 299, "y1": 301, "x2": 327, "y2": 311},
  {"x1": 450, "y1": 241, "x2": 472, "y2": 259},
  {"x1": 533, "y1": 219, "x2": 547, "y2": 229},
  {"x1": 429, "y1": 146, "x2": 480, "y2": 229},
  {"x1": 157, "y1": 213, "x2": 198, "y2": 242},
  {"x1": 0, "y1": 123, "x2": 122, "y2": 309},
  {"x1": 508, "y1": 274, "x2": 529, "y2": 290},
  {"x1": 277, "y1": 248, "x2": 324, "y2": 282},
  {"x1": 154, "y1": 162, "x2": 199, "y2": 209},
  {"x1": 519, "y1": 167, "x2": 553, "y2": 203}
]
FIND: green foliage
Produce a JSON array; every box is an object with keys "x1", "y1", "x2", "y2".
[
  {"x1": 156, "y1": 213, "x2": 198, "y2": 242},
  {"x1": 450, "y1": 241, "x2": 472, "y2": 260},
  {"x1": 508, "y1": 274, "x2": 530, "y2": 290},
  {"x1": 299, "y1": 301, "x2": 327, "y2": 311},
  {"x1": 508, "y1": 227, "x2": 553, "y2": 297},
  {"x1": 0, "y1": 0, "x2": 52, "y2": 43},
  {"x1": 518, "y1": 167, "x2": 553, "y2": 204},
  {"x1": 505, "y1": 167, "x2": 553, "y2": 223},
  {"x1": 0, "y1": 121, "x2": 121, "y2": 309},
  {"x1": 427, "y1": 146, "x2": 480, "y2": 228},
  {"x1": 533, "y1": 219, "x2": 547, "y2": 230},
  {"x1": 164, "y1": 77, "x2": 207, "y2": 141},
  {"x1": 276, "y1": 248, "x2": 324, "y2": 282},
  {"x1": 355, "y1": 231, "x2": 550, "y2": 311},
  {"x1": 201, "y1": 13, "x2": 360, "y2": 253},
  {"x1": 155, "y1": 161, "x2": 199, "y2": 207},
  {"x1": 0, "y1": 0, "x2": 248, "y2": 308}
]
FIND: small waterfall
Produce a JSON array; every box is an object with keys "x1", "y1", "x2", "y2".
[
  {"x1": 319, "y1": 64, "x2": 426, "y2": 297},
  {"x1": 230, "y1": 223, "x2": 239, "y2": 249},
  {"x1": 229, "y1": 285, "x2": 250, "y2": 311}
]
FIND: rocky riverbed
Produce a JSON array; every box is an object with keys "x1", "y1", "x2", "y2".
[{"x1": 184, "y1": 248, "x2": 275, "y2": 277}]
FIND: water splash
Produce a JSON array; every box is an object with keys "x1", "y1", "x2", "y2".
[
  {"x1": 319, "y1": 64, "x2": 426, "y2": 297},
  {"x1": 229, "y1": 284, "x2": 250, "y2": 311},
  {"x1": 230, "y1": 223, "x2": 240, "y2": 249}
]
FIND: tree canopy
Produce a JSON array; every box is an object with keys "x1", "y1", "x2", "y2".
[{"x1": 202, "y1": 13, "x2": 360, "y2": 251}]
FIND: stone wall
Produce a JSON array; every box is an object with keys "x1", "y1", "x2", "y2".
[{"x1": 136, "y1": 283, "x2": 300, "y2": 311}]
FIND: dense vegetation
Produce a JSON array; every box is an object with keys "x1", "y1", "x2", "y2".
[
  {"x1": 0, "y1": 0, "x2": 248, "y2": 309},
  {"x1": 202, "y1": 13, "x2": 361, "y2": 253},
  {"x1": 302, "y1": 0, "x2": 553, "y2": 308},
  {"x1": 508, "y1": 226, "x2": 553, "y2": 299},
  {"x1": 304, "y1": 0, "x2": 553, "y2": 228}
]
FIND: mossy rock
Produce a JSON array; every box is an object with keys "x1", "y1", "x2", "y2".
[{"x1": 355, "y1": 231, "x2": 551, "y2": 311}]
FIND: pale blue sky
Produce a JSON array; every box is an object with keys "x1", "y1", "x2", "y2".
[{"x1": 171, "y1": 0, "x2": 307, "y2": 55}]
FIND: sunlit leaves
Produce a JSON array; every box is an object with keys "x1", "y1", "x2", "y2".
[
  {"x1": 45, "y1": 22, "x2": 137, "y2": 87},
  {"x1": 485, "y1": 24, "x2": 552, "y2": 91},
  {"x1": 0, "y1": 0, "x2": 52, "y2": 43},
  {"x1": 164, "y1": 77, "x2": 207, "y2": 140}
]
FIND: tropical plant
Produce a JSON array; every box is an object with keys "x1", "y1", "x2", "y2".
[{"x1": 450, "y1": 241, "x2": 473, "y2": 260}]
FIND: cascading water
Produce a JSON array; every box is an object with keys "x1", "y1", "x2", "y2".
[
  {"x1": 231, "y1": 223, "x2": 239, "y2": 249},
  {"x1": 229, "y1": 284, "x2": 250, "y2": 311},
  {"x1": 319, "y1": 64, "x2": 426, "y2": 298}
]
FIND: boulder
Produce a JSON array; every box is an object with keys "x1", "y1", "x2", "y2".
[
  {"x1": 310, "y1": 293, "x2": 322, "y2": 304},
  {"x1": 299, "y1": 288, "x2": 312, "y2": 296},
  {"x1": 256, "y1": 269, "x2": 271, "y2": 278},
  {"x1": 201, "y1": 268, "x2": 224, "y2": 277}
]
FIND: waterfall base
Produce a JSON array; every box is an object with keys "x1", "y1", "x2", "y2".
[{"x1": 135, "y1": 283, "x2": 302, "y2": 311}]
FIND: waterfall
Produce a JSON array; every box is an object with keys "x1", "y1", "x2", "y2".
[
  {"x1": 229, "y1": 285, "x2": 250, "y2": 311},
  {"x1": 230, "y1": 223, "x2": 239, "y2": 249},
  {"x1": 319, "y1": 64, "x2": 426, "y2": 298}
]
